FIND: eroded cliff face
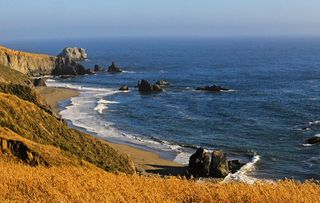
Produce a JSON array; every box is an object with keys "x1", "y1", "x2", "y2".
[
  {"x1": 0, "y1": 46, "x2": 57, "y2": 76},
  {"x1": 0, "y1": 46, "x2": 89, "y2": 76}
]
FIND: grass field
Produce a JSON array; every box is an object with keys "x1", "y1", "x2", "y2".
[{"x1": 0, "y1": 161, "x2": 319, "y2": 203}]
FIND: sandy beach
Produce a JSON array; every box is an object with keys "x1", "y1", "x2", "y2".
[{"x1": 37, "y1": 86, "x2": 185, "y2": 175}]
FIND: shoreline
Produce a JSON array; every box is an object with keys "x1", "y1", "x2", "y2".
[{"x1": 37, "y1": 86, "x2": 185, "y2": 175}]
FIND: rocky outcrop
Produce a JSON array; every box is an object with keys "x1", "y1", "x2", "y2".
[
  {"x1": 52, "y1": 57, "x2": 91, "y2": 76},
  {"x1": 196, "y1": 85, "x2": 229, "y2": 92},
  {"x1": 188, "y1": 148, "x2": 246, "y2": 178},
  {"x1": 305, "y1": 136, "x2": 320, "y2": 145},
  {"x1": 0, "y1": 136, "x2": 48, "y2": 167},
  {"x1": 94, "y1": 64, "x2": 103, "y2": 72},
  {"x1": 0, "y1": 46, "x2": 91, "y2": 76},
  {"x1": 138, "y1": 80, "x2": 163, "y2": 93},
  {"x1": 107, "y1": 61, "x2": 123, "y2": 73},
  {"x1": 209, "y1": 150, "x2": 230, "y2": 178},
  {"x1": 119, "y1": 85, "x2": 129, "y2": 91},
  {"x1": 57, "y1": 47, "x2": 87, "y2": 61},
  {"x1": 33, "y1": 78, "x2": 47, "y2": 87},
  {"x1": 188, "y1": 148, "x2": 211, "y2": 177}
]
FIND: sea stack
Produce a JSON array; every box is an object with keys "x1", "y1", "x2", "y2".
[
  {"x1": 107, "y1": 61, "x2": 123, "y2": 73},
  {"x1": 57, "y1": 47, "x2": 87, "y2": 61}
]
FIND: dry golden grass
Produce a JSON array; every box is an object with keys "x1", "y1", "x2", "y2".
[
  {"x1": 0, "y1": 46, "x2": 54, "y2": 59},
  {"x1": 0, "y1": 160, "x2": 318, "y2": 203}
]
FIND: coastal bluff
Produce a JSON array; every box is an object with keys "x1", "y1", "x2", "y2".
[{"x1": 0, "y1": 46, "x2": 89, "y2": 76}]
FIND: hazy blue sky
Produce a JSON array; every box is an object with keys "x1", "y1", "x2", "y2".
[{"x1": 1, "y1": 0, "x2": 320, "y2": 40}]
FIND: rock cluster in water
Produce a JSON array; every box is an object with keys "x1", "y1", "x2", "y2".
[
  {"x1": 196, "y1": 85, "x2": 229, "y2": 92},
  {"x1": 57, "y1": 47, "x2": 87, "y2": 61},
  {"x1": 137, "y1": 79, "x2": 163, "y2": 93},
  {"x1": 119, "y1": 85, "x2": 129, "y2": 91},
  {"x1": 108, "y1": 61, "x2": 123, "y2": 73},
  {"x1": 188, "y1": 148, "x2": 245, "y2": 178},
  {"x1": 305, "y1": 136, "x2": 320, "y2": 145},
  {"x1": 94, "y1": 64, "x2": 103, "y2": 72}
]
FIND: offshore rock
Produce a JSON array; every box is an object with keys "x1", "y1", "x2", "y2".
[
  {"x1": 57, "y1": 47, "x2": 87, "y2": 61},
  {"x1": 94, "y1": 64, "x2": 103, "y2": 72},
  {"x1": 305, "y1": 136, "x2": 320, "y2": 145},
  {"x1": 52, "y1": 57, "x2": 92, "y2": 76},
  {"x1": 107, "y1": 61, "x2": 123, "y2": 73},
  {"x1": 137, "y1": 80, "x2": 163, "y2": 93},
  {"x1": 196, "y1": 85, "x2": 229, "y2": 92},
  {"x1": 119, "y1": 85, "x2": 129, "y2": 91}
]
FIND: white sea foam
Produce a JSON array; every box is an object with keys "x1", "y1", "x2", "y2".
[
  {"x1": 302, "y1": 143, "x2": 313, "y2": 147},
  {"x1": 94, "y1": 99, "x2": 119, "y2": 114},
  {"x1": 315, "y1": 134, "x2": 320, "y2": 137},
  {"x1": 309, "y1": 120, "x2": 320, "y2": 125},
  {"x1": 174, "y1": 152, "x2": 192, "y2": 165},
  {"x1": 122, "y1": 70, "x2": 136, "y2": 73},
  {"x1": 222, "y1": 155, "x2": 261, "y2": 184}
]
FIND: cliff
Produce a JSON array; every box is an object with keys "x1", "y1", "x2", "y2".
[{"x1": 0, "y1": 46, "x2": 90, "y2": 76}]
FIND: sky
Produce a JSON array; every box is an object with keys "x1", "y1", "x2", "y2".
[{"x1": 1, "y1": 0, "x2": 320, "y2": 40}]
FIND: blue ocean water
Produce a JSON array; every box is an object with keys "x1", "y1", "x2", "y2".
[{"x1": 4, "y1": 37, "x2": 320, "y2": 180}]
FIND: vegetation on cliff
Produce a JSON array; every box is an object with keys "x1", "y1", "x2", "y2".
[{"x1": 0, "y1": 92, "x2": 135, "y2": 174}]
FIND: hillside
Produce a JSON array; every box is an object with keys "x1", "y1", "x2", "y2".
[{"x1": 0, "y1": 64, "x2": 135, "y2": 174}]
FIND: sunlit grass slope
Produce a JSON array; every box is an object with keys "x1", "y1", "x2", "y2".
[
  {"x1": 0, "y1": 160, "x2": 318, "y2": 203},
  {"x1": 0, "y1": 92, "x2": 134, "y2": 174}
]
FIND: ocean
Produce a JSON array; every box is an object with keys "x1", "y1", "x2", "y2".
[{"x1": 4, "y1": 37, "x2": 320, "y2": 181}]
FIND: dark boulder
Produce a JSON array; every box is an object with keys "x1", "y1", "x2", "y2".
[
  {"x1": 33, "y1": 78, "x2": 47, "y2": 87},
  {"x1": 228, "y1": 160, "x2": 245, "y2": 173},
  {"x1": 306, "y1": 136, "x2": 320, "y2": 145},
  {"x1": 188, "y1": 148, "x2": 211, "y2": 177},
  {"x1": 137, "y1": 80, "x2": 163, "y2": 93},
  {"x1": 196, "y1": 85, "x2": 229, "y2": 92},
  {"x1": 156, "y1": 80, "x2": 170, "y2": 86},
  {"x1": 138, "y1": 80, "x2": 153, "y2": 92},
  {"x1": 94, "y1": 64, "x2": 103, "y2": 72},
  {"x1": 107, "y1": 61, "x2": 122, "y2": 73},
  {"x1": 209, "y1": 150, "x2": 230, "y2": 178},
  {"x1": 53, "y1": 57, "x2": 90, "y2": 76},
  {"x1": 119, "y1": 85, "x2": 129, "y2": 91}
]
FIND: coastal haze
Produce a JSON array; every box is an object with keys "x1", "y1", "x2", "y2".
[{"x1": 1, "y1": 0, "x2": 320, "y2": 40}]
